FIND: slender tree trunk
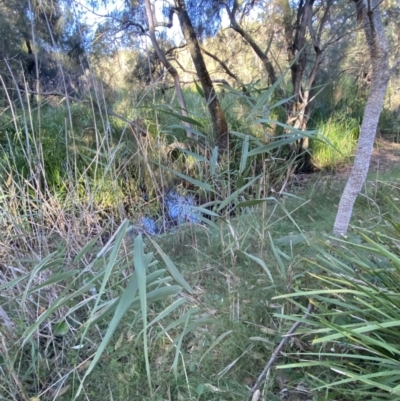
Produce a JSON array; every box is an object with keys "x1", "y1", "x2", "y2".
[
  {"x1": 143, "y1": 0, "x2": 193, "y2": 139},
  {"x1": 333, "y1": 0, "x2": 390, "y2": 236},
  {"x1": 174, "y1": 0, "x2": 229, "y2": 153},
  {"x1": 280, "y1": 0, "x2": 332, "y2": 172}
]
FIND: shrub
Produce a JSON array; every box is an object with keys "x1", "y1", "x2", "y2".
[{"x1": 276, "y1": 204, "x2": 400, "y2": 400}]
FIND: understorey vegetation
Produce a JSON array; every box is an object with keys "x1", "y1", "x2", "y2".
[{"x1": 1, "y1": 0, "x2": 400, "y2": 400}]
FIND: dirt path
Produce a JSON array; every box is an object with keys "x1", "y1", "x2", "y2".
[
  {"x1": 337, "y1": 138, "x2": 400, "y2": 179},
  {"x1": 296, "y1": 138, "x2": 400, "y2": 185}
]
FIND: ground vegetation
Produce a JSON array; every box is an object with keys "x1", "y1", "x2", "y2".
[{"x1": 1, "y1": 0, "x2": 400, "y2": 400}]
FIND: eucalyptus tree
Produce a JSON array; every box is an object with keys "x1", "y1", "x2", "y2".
[
  {"x1": 170, "y1": 0, "x2": 229, "y2": 152},
  {"x1": 92, "y1": 0, "x2": 229, "y2": 152},
  {"x1": 220, "y1": 0, "x2": 356, "y2": 169},
  {"x1": 221, "y1": 0, "x2": 280, "y2": 89},
  {"x1": 141, "y1": 0, "x2": 229, "y2": 152},
  {"x1": 0, "y1": 0, "x2": 88, "y2": 100},
  {"x1": 143, "y1": 0, "x2": 194, "y2": 140},
  {"x1": 0, "y1": 0, "x2": 61, "y2": 93},
  {"x1": 333, "y1": 0, "x2": 395, "y2": 236},
  {"x1": 279, "y1": 0, "x2": 335, "y2": 169}
]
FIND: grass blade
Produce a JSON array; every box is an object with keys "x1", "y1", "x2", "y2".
[
  {"x1": 149, "y1": 238, "x2": 193, "y2": 294},
  {"x1": 74, "y1": 270, "x2": 139, "y2": 399},
  {"x1": 133, "y1": 234, "x2": 152, "y2": 393}
]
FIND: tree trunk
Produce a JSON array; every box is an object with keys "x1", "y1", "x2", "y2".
[
  {"x1": 174, "y1": 0, "x2": 229, "y2": 153},
  {"x1": 280, "y1": 0, "x2": 331, "y2": 172},
  {"x1": 143, "y1": 0, "x2": 193, "y2": 140},
  {"x1": 333, "y1": 0, "x2": 390, "y2": 236}
]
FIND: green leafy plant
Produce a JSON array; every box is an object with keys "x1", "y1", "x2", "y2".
[
  {"x1": 0, "y1": 220, "x2": 212, "y2": 400},
  {"x1": 274, "y1": 208, "x2": 400, "y2": 400}
]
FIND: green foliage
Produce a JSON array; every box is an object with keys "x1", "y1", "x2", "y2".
[
  {"x1": 0, "y1": 220, "x2": 207, "y2": 400},
  {"x1": 2, "y1": 11, "x2": 400, "y2": 398},
  {"x1": 308, "y1": 78, "x2": 365, "y2": 169},
  {"x1": 379, "y1": 107, "x2": 400, "y2": 141},
  {"x1": 275, "y1": 196, "x2": 400, "y2": 400},
  {"x1": 157, "y1": 76, "x2": 325, "y2": 221},
  {"x1": 0, "y1": 103, "x2": 145, "y2": 213},
  {"x1": 310, "y1": 113, "x2": 359, "y2": 169}
]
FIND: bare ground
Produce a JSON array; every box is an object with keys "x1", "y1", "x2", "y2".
[
  {"x1": 296, "y1": 138, "x2": 400, "y2": 186},
  {"x1": 337, "y1": 137, "x2": 400, "y2": 178}
]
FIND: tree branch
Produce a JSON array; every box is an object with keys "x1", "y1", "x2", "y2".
[
  {"x1": 222, "y1": 0, "x2": 281, "y2": 90},
  {"x1": 144, "y1": 0, "x2": 193, "y2": 139},
  {"x1": 390, "y1": 58, "x2": 400, "y2": 75},
  {"x1": 200, "y1": 47, "x2": 248, "y2": 93},
  {"x1": 165, "y1": 43, "x2": 187, "y2": 56},
  {"x1": 245, "y1": 303, "x2": 314, "y2": 401},
  {"x1": 170, "y1": 57, "x2": 198, "y2": 75}
]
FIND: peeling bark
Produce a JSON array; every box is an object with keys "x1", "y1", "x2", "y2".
[{"x1": 333, "y1": 0, "x2": 390, "y2": 236}]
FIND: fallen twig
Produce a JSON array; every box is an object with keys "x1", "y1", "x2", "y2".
[{"x1": 246, "y1": 302, "x2": 314, "y2": 401}]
